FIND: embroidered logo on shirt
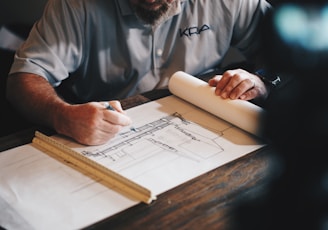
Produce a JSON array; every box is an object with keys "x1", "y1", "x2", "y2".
[{"x1": 179, "y1": 24, "x2": 210, "y2": 37}]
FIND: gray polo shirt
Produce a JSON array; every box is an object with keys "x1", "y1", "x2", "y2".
[{"x1": 9, "y1": 0, "x2": 271, "y2": 102}]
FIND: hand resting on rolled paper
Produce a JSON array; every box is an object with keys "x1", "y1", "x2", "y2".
[
  {"x1": 169, "y1": 71, "x2": 265, "y2": 137},
  {"x1": 208, "y1": 69, "x2": 269, "y2": 101}
]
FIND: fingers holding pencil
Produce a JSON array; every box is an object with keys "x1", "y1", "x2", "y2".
[
  {"x1": 54, "y1": 101, "x2": 132, "y2": 146},
  {"x1": 103, "y1": 101, "x2": 124, "y2": 112},
  {"x1": 101, "y1": 101, "x2": 132, "y2": 126}
]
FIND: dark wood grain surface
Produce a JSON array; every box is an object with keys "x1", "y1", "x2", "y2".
[{"x1": 0, "y1": 89, "x2": 272, "y2": 229}]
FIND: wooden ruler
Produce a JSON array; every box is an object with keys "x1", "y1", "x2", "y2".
[{"x1": 32, "y1": 131, "x2": 156, "y2": 204}]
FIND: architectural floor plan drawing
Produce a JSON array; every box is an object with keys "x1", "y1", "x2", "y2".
[
  {"x1": 81, "y1": 112, "x2": 224, "y2": 169},
  {"x1": 55, "y1": 95, "x2": 264, "y2": 194}
]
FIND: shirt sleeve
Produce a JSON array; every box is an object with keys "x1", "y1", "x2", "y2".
[
  {"x1": 9, "y1": 0, "x2": 85, "y2": 87},
  {"x1": 230, "y1": 0, "x2": 272, "y2": 59}
]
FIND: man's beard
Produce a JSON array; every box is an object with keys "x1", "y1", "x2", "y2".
[{"x1": 132, "y1": 1, "x2": 171, "y2": 26}]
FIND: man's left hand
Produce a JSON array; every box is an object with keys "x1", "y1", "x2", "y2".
[{"x1": 208, "y1": 68, "x2": 269, "y2": 101}]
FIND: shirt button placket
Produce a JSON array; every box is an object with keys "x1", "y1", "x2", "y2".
[{"x1": 156, "y1": 48, "x2": 163, "y2": 57}]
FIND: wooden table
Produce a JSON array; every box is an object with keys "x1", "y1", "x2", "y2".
[{"x1": 0, "y1": 89, "x2": 273, "y2": 229}]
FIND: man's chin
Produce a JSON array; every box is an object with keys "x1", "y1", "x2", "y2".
[{"x1": 134, "y1": 4, "x2": 170, "y2": 26}]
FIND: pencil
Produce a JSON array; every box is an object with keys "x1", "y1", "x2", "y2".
[{"x1": 104, "y1": 102, "x2": 115, "y2": 111}]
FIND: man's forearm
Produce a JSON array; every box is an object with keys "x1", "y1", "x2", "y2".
[{"x1": 6, "y1": 73, "x2": 69, "y2": 129}]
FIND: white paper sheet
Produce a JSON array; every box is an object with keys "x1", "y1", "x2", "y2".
[{"x1": 0, "y1": 72, "x2": 265, "y2": 230}]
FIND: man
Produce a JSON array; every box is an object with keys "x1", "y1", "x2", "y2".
[{"x1": 6, "y1": 0, "x2": 272, "y2": 145}]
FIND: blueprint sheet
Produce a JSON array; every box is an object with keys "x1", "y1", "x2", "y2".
[{"x1": 0, "y1": 95, "x2": 265, "y2": 230}]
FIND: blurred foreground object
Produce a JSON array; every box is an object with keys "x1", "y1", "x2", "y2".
[{"x1": 229, "y1": 2, "x2": 328, "y2": 230}]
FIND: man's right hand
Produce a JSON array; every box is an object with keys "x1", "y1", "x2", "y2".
[
  {"x1": 6, "y1": 73, "x2": 131, "y2": 146},
  {"x1": 53, "y1": 101, "x2": 132, "y2": 145}
]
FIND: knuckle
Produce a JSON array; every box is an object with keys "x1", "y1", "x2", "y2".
[{"x1": 232, "y1": 74, "x2": 243, "y2": 82}]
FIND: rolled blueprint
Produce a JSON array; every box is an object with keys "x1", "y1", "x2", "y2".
[{"x1": 168, "y1": 71, "x2": 264, "y2": 136}]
